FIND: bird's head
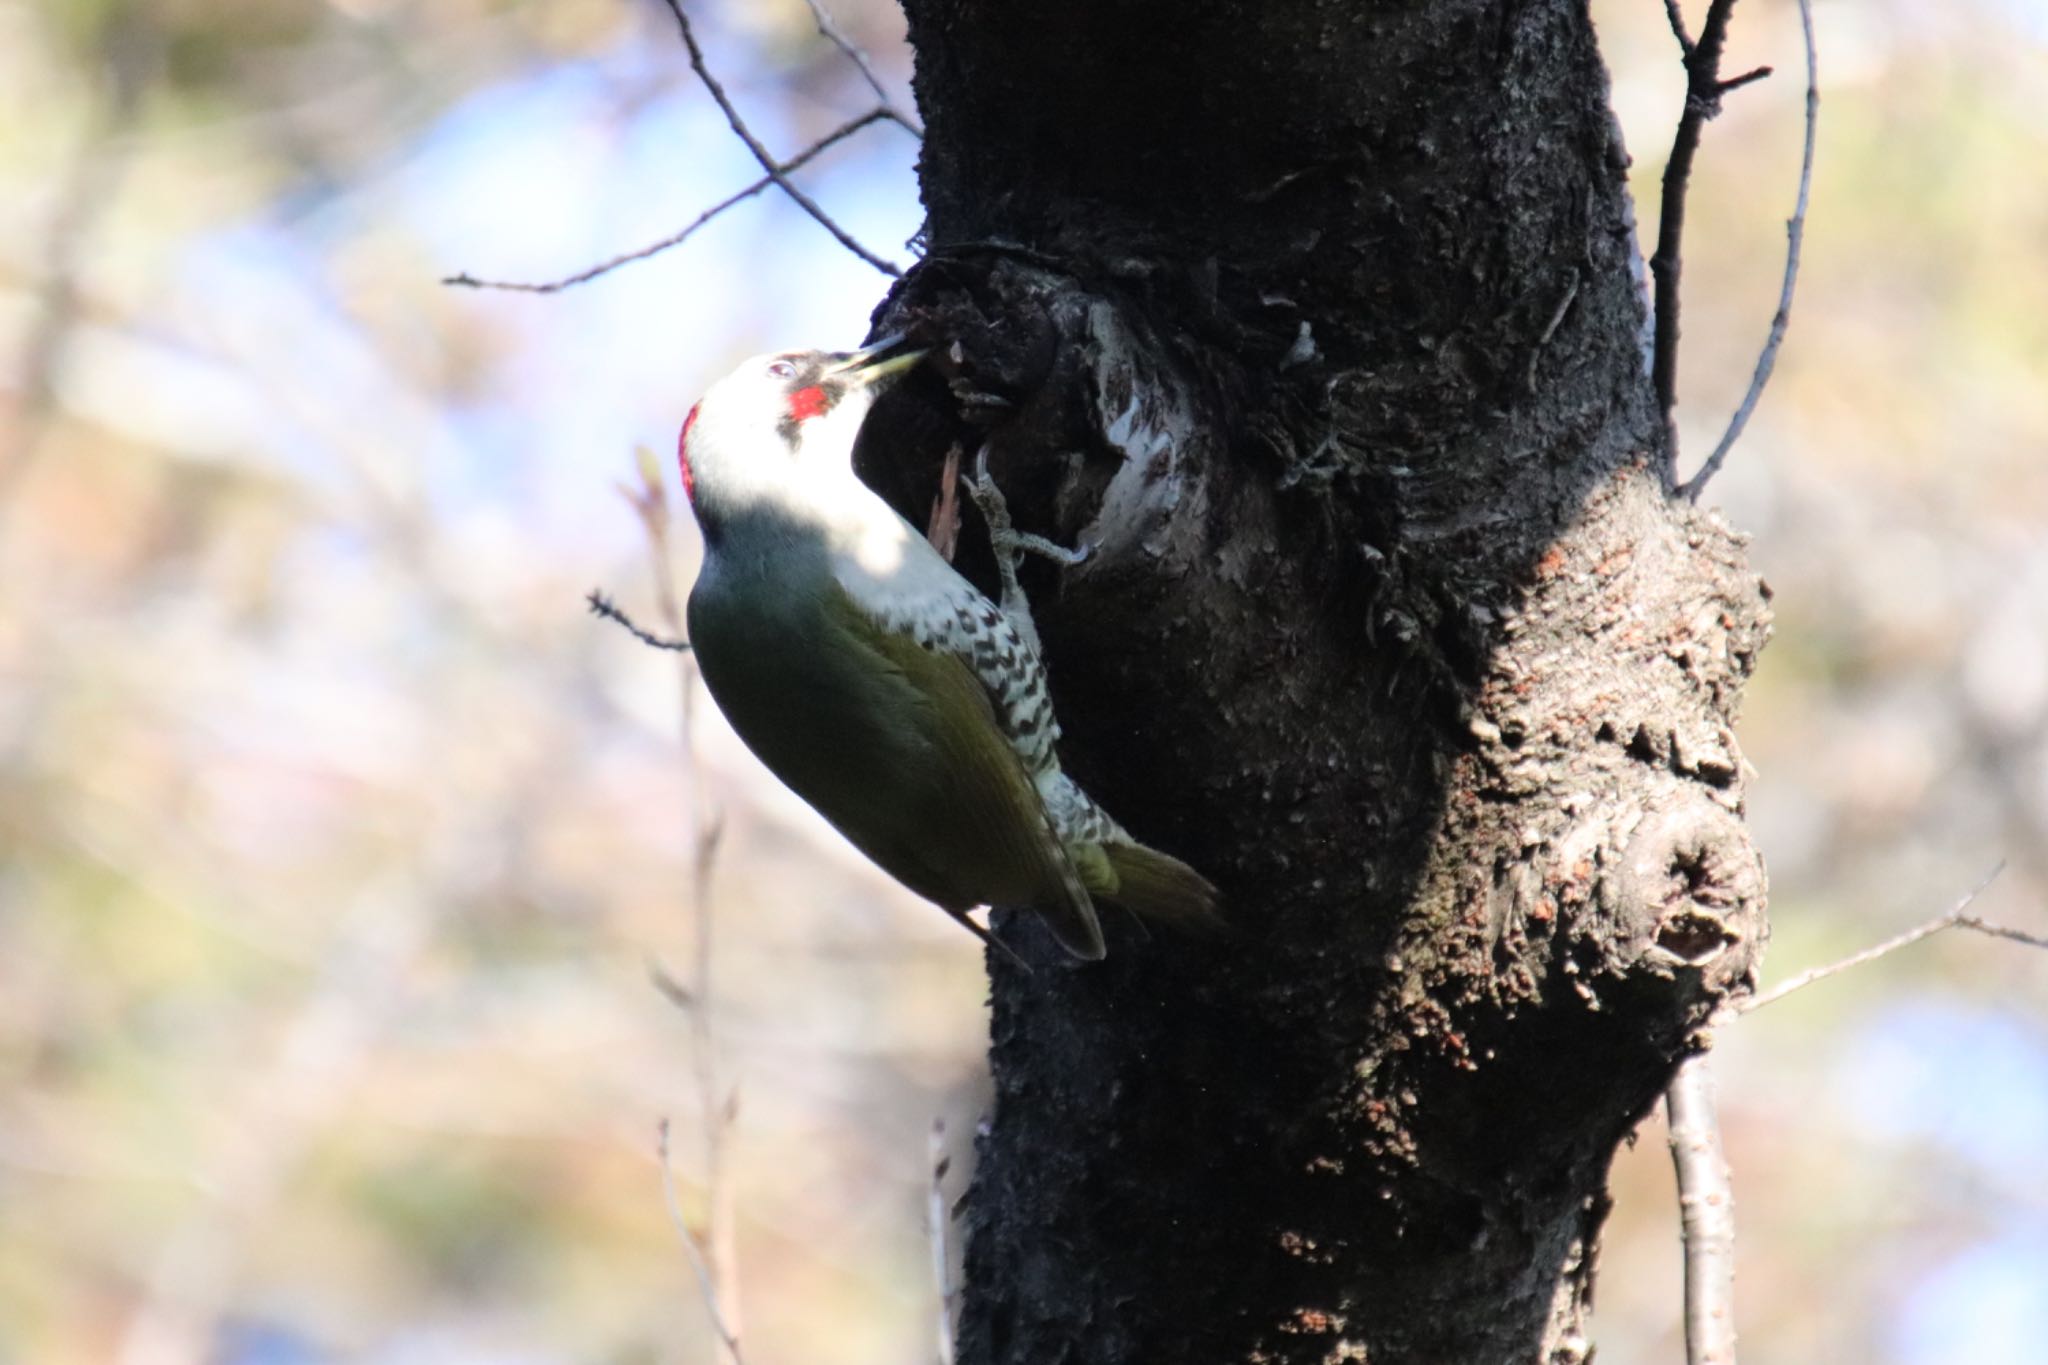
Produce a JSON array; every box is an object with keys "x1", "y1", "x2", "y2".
[{"x1": 678, "y1": 337, "x2": 926, "y2": 521}]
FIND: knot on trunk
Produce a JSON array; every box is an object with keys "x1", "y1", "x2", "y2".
[{"x1": 1605, "y1": 798, "x2": 1766, "y2": 1014}]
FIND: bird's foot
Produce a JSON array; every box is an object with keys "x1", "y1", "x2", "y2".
[
  {"x1": 1011, "y1": 529, "x2": 1090, "y2": 569},
  {"x1": 964, "y1": 444, "x2": 1089, "y2": 652}
]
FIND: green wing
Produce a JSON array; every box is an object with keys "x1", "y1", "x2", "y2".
[{"x1": 822, "y1": 586, "x2": 1106, "y2": 960}]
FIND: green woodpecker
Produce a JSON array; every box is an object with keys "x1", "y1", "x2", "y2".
[{"x1": 678, "y1": 339, "x2": 1219, "y2": 960}]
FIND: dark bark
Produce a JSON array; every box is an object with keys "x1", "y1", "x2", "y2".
[{"x1": 857, "y1": 3, "x2": 1771, "y2": 1362}]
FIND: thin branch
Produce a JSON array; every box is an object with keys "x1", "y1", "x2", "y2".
[
  {"x1": 1685, "y1": 858, "x2": 2039, "y2": 1365},
  {"x1": 1666, "y1": 1056, "x2": 1737, "y2": 1365},
  {"x1": 1681, "y1": 0, "x2": 1818, "y2": 501},
  {"x1": 1737, "y1": 863, "x2": 2028, "y2": 1014},
  {"x1": 1662, "y1": 0, "x2": 1696, "y2": 56},
  {"x1": 1951, "y1": 916, "x2": 2048, "y2": 953},
  {"x1": 622, "y1": 446, "x2": 743, "y2": 1363},
  {"x1": 1649, "y1": 0, "x2": 1743, "y2": 459},
  {"x1": 1717, "y1": 64, "x2": 1774, "y2": 95},
  {"x1": 658, "y1": 1118, "x2": 746, "y2": 1365},
  {"x1": 799, "y1": 0, "x2": 923, "y2": 136},
  {"x1": 588, "y1": 589, "x2": 691, "y2": 652},
  {"x1": 444, "y1": 110, "x2": 892, "y2": 294},
  {"x1": 660, "y1": 0, "x2": 901, "y2": 277},
  {"x1": 928, "y1": 1119, "x2": 958, "y2": 1365}
]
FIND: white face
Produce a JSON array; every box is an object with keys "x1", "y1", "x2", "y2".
[{"x1": 679, "y1": 350, "x2": 880, "y2": 520}]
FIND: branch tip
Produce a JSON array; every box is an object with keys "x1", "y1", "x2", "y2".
[
  {"x1": 589, "y1": 588, "x2": 692, "y2": 653},
  {"x1": 1680, "y1": 0, "x2": 1817, "y2": 502},
  {"x1": 657, "y1": 1114, "x2": 746, "y2": 1364},
  {"x1": 660, "y1": 0, "x2": 902, "y2": 277},
  {"x1": 1652, "y1": 0, "x2": 1743, "y2": 456},
  {"x1": 799, "y1": 0, "x2": 923, "y2": 136},
  {"x1": 442, "y1": 108, "x2": 894, "y2": 294},
  {"x1": 1737, "y1": 861, "x2": 2021, "y2": 1015}
]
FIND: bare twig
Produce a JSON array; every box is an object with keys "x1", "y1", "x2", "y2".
[
  {"x1": 1666, "y1": 1056, "x2": 1737, "y2": 1365},
  {"x1": 1736, "y1": 863, "x2": 2030, "y2": 1014},
  {"x1": 1950, "y1": 917, "x2": 2048, "y2": 952},
  {"x1": 800, "y1": 0, "x2": 923, "y2": 136},
  {"x1": 623, "y1": 447, "x2": 743, "y2": 1363},
  {"x1": 1650, "y1": 0, "x2": 1744, "y2": 455},
  {"x1": 1680, "y1": 0, "x2": 1818, "y2": 501},
  {"x1": 660, "y1": 0, "x2": 901, "y2": 277},
  {"x1": 589, "y1": 589, "x2": 691, "y2": 652},
  {"x1": 928, "y1": 1119, "x2": 958, "y2": 1365},
  {"x1": 1717, "y1": 64, "x2": 1774, "y2": 95},
  {"x1": 658, "y1": 1118, "x2": 746, "y2": 1365},
  {"x1": 1662, "y1": 0, "x2": 1696, "y2": 55},
  {"x1": 1672, "y1": 858, "x2": 2037, "y2": 1362},
  {"x1": 444, "y1": 109, "x2": 891, "y2": 294}
]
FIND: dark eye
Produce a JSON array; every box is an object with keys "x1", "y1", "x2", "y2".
[{"x1": 768, "y1": 359, "x2": 798, "y2": 380}]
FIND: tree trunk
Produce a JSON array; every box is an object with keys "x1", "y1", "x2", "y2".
[{"x1": 860, "y1": 3, "x2": 1772, "y2": 1361}]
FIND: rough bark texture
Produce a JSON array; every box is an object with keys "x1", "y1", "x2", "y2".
[{"x1": 856, "y1": 3, "x2": 1772, "y2": 1362}]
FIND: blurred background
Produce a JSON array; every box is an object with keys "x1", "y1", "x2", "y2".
[{"x1": 0, "y1": 0, "x2": 2042, "y2": 1361}]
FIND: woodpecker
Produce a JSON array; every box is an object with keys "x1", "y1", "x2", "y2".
[{"x1": 679, "y1": 338, "x2": 1219, "y2": 960}]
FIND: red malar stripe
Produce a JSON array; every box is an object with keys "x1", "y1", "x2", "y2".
[{"x1": 787, "y1": 385, "x2": 828, "y2": 423}]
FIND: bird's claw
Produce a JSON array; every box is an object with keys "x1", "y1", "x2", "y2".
[
  {"x1": 1014, "y1": 532, "x2": 1090, "y2": 568},
  {"x1": 965, "y1": 447, "x2": 1087, "y2": 568},
  {"x1": 964, "y1": 444, "x2": 1088, "y2": 655}
]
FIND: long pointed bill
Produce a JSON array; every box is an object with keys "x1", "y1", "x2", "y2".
[{"x1": 827, "y1": 335, "x2": 928, "y2": 389}]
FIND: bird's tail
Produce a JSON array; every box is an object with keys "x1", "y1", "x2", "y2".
[{"x1": 1101, "y1": 840, "x2": 1224, "y2": 934}]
